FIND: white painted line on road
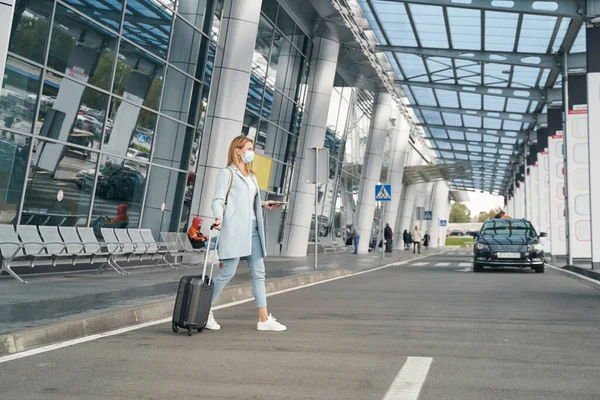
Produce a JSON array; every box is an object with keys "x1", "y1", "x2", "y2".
[
  {"x1": 413, "y1": 262, "x2": 428, "y2": 266},
  {"x1": 0, "y1": 253, "x2": 446, "y2": 364},
  {"x1": 546, "y1": 263, "x2": 600, "y2": 287},
  {"x1": 435, "y1": 262, "x2": 450, "y2": 267},
  {"x1": 382, "y1": 357, "x2": 433, "y2": 400},
  {"x1": 458, "y1": 263, "x2": 471, "y2": 267}
]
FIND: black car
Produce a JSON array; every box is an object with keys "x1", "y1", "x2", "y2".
[
  {"x1": 75, "y1": 162, "x2": 145, "y2": 201},
  {"x1": 473, "y1": 219, "x2": 546, "y2": 273}
]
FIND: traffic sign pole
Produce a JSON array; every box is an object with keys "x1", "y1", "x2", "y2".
[{"x1": 375, "y1": 185, "x2": 392, "y2": 258}]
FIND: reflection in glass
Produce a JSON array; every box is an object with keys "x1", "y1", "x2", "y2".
[
  {"x1": 105, "y1": 98, "x2": 157, "y2": 163},
  {"x1": 37, "y1": 72, "x2": 108, "y2": 159},
  {"x1": 62, "y1": 0, "x2": 124, "y2": 32},
  {"x1": 90, "y1": 156, "x2": 147, "y2": 228},
  {"x1": 142, "y1": 166, "x2": 187, "y2": 234},
  {"x1": 161, "y1": 67, "x2": 195, "y2": 122},
  {"x1": 176, "y1": 0, "x2": 209, "y2": 33},
  {"x1": 21, "y1": 139, "x2": 98, "y2": 226},
  {"x1": 48, "y1": 5, "x2": 118, "y2": 91},
  {"x1": 8, "y1": 0, "x2": 53, "y2": 64},
  {"x1": 152, "y1": 118, "x2": 194, "y2": 170},
  {"x1": 123, "y1": 0, "x2": 173, "y2": 59},
  {"x1": 1, "y1": 57, "x2": 42, "y2": 135},
  {"x1": 0, "y1": 134, "x2": 29, "y2": 224},
  {"x1": 169, "y1": 17, "x2": 207, "y2": 77},
  {"x1": 112, "y1": 42, "x2": 165, "y2": 111}
]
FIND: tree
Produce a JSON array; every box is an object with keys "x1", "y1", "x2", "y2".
[
  {"x1": 449, "y1": 202, "x2": 471, "y2": 223},
  {"x1": 477, "y1": 207, "x2": 503, "y2": 222},
  {"x1": 477, "y1": 211, "x2": 489, "y2": 222}
]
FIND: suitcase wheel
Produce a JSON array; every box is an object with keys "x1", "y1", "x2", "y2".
[
  {"x1": 172, "y1": 323, "x2": 179, "y2": 334},
  {"x1": 187, "y1": 328, "x2": 193, "y2": 336},
  {"x1": 197, "y1": 327, "x2": 203, "y2": 333}
]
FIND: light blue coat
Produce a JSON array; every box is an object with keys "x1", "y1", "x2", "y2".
[{"x1": 212, "y1": 165, "x2": 267, "y2": 260}]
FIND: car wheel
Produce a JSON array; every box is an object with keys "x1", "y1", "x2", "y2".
[
  {"x1": 535, "y1": 264, "x2": 545, "y2": 273},
  {"x1": 473, "y1": 263, "x2": 483, "y2": 273}
]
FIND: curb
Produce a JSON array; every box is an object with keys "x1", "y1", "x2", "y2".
[
  {"x1": 0, "y1": 269, "x2": 353, "y2": 357},
  {"x1": 562, "y1": 265, "x2": 600, "y2": 282}
]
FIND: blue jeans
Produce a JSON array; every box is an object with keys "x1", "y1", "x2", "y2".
[
  {"x1": 353, "y1": 236, "x2": 360, "y2": 253},
  {"x1": 211, "y1": 220, "x2": 267, "y2": 308}
]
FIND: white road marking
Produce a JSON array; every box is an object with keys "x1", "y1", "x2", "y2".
[
  {"x1": 456, "y1": 268, "x2": 473, "y2": 272},
  {"x1": 435, "y1": 262, "x2": 450, "y2": 267},
  {"x1": 458, "y1": 263, "x2": 472, "y2": 267},
  {"x1": 0, "y1": 253, "x2": 443, "y2": 364},
  {"x1": 413, "y1": 262, "x2": 428, "y2": 266},
  {"x1": 382, "y1": 357, "x2": 433, "y2": 400}
]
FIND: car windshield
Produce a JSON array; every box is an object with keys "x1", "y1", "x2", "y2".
[{"x1": 481, "y1": 220, "x2": 536, "y2": 238}]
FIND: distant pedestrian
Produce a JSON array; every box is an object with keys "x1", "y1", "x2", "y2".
[
  {"x1": 384, "y1": 223, "x2": 393, "y2": 253},
  {"x1": 347, "y1": 223, "x2": 360, "y2": 254},
  {"x1": 411, "y1": 226, "x2": 422, "y2": 254},
  {"x1": 403, "y1": 229, "x2": 411, "y2": 250},
  {"x1": 423, "y1": 232, "x2": 431, "y2": 250}
]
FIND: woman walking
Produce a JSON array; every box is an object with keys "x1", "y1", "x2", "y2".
[
  {"x1": 402, "y1": 229, "x2": 411, "y2": 251},
  {"x1": 207, "y1": 136, "x2": 286, "y2": 332}
]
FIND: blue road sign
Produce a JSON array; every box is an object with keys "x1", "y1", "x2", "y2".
[
  {"x1": 440, "y1": 219, "x2": 447, "y2": 227},
  {"x1": 136, "y1": 133, "x2": 147, "y2": 143},
  {"x1": 375, "y1": 185, "x2": 392, "y2": 201},
  {"x1": 424, "y1": 211, "x2": 433, "y2": 220}
]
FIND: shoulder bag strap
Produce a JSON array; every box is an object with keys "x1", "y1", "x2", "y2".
[{"x1": 223, "y1": 167, "x2": 233, "y2": 215}]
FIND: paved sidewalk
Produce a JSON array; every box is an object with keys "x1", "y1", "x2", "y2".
[{"x1": 0, "y1": 248, "x2": 440, "y2": 336}]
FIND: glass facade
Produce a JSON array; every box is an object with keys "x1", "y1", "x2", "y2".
[
  {"x1": 242, "y1": 0, "x2": 311, "y2": 197},
  {"x1": 2, "y1": 0, "x2": 219, "y2": 235},
  {"x1": 315, "y1": 81, "x2": 375, "y2": 241}
]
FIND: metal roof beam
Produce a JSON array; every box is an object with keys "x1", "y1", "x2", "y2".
[
  {"x1": 419, "y1": 123, "x2": 529, "y2": 140},
  {"x1": 411, "y1": 105, "x2": 535, "y2": 123},
  {"x1": 434, "y1": 149, "x2": 517, "y2": 161},
  {"x1": 374, "y1": 0, "x2": 584, "y2": 19},
  {"x1": 397, "y1": 80, "x2": 545, "y2": 101},
  {"x1": 428, "y1": 138, "x2": 512, "y2": 149},
  {"x1": 374, "y1": 46, "x2": 587, "y2": 70}
]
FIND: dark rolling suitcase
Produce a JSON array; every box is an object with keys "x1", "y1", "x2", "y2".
[{"x1": 172, "y1": 226, "x2": 220, "y2": 336}]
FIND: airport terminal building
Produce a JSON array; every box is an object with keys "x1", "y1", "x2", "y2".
[{"x1": 1, "y1": 0, "x2": 495, "y2": 257}]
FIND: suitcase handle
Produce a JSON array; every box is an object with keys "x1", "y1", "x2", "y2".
[{"x1": 201, "y1": 226, "x2": 221, "y2": 282}]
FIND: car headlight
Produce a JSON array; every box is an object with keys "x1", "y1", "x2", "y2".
[
  {"x1": 528, "y1": 243, "x2": 543, "y2": 252},
  {"x1": 475, "y1": 243, "x2": 489, "y2": 250}
]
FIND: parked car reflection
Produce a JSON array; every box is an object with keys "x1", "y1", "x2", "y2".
[{"x1": 75, "y1": 160, "x2": 145, "y2": 201}]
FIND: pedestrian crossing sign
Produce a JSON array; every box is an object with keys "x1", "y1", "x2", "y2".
[
  {"x1": 424, "y1": 211, "x2": 433, "y2": 220},
  {"x1": 375, "y1": 185, "x2": 392, "y2": 201}
]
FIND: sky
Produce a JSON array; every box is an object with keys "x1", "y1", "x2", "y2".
[{"x1": 463, "y1": 192, "x2": 505, "y2": 217}]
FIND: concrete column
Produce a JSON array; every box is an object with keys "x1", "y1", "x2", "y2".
[
  {"x1": 280, "y1": 35, "x2": 340, "y2": 257},
  {"x1": 429, "y1": 181, "x2": 450, "y2": 248},
  {"x1": 587, "y1": 25, "x2": 600, "y2": 269},
  {"x1": 354, "y1": 92, "x2": 394, "y2": 254},
  {"x1": 414, "y1": 181, "x2": 433, "y2": 232},
  {"x1": 395, "y1": 153, "x2": 421, "y2": 249},
  {"x1": 382, "y1": 110, "x2": 410, "y2": 237},
  {"x1": 189, "y1": 0, "x2": 263, "y2": 224},
  {"x1": 0, "y1": 0, "x2": 14, "y2": 83}
]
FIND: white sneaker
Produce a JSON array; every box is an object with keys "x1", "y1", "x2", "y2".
[
  {"x1": 205, "y1": 311, "x2": 220, "y2": 331},
  {"x1": 257, "y1": 314, "x2": 287, "y2": 331}
]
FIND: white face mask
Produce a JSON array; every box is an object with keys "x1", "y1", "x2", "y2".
[{"x1": 242, "y1": 150, "x2": 255, "y2": 164}]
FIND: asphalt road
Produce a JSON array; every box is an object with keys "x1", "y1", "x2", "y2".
[{"x1": 2, "y1": 249, "x2": 600, "y2": 400}]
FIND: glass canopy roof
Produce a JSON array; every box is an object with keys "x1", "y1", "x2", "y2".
[{"x1": 356, "y1": 0, "x2": 586, "y2": 195}]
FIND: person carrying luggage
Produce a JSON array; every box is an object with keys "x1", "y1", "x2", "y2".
[
  {"x1": 208, "y1": 135, "x2": 286, "y2": 332},
  {"x1": 346, "y1": 223, "x2": 360, "y2": 254},
  {"x1": 411, "y1": 226, "x2": 422, "y2": 254}
]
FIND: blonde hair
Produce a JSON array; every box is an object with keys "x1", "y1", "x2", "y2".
[{"x1": 227, "y1": 135, "x2": 255, "y2": 175}]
